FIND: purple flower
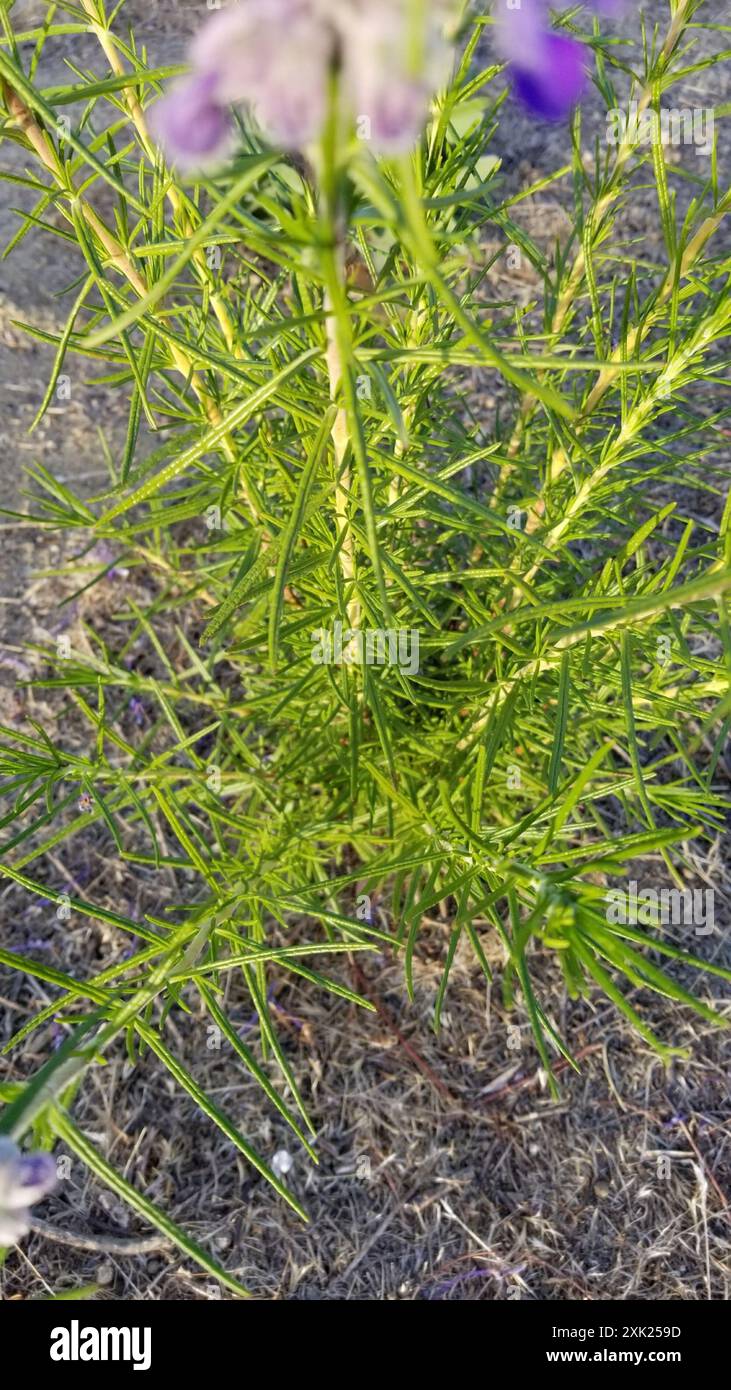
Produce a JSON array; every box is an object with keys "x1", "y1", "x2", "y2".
[
  {"x1": 150, "y1": 0, "x2": 454, "y2": 168},
  {"x1": 150, "y1": 0, "x2": 329, "y2": 165},
  {"x1": 342, "y1": 1, "x2": 452, "y2": 154},
  {"x1": 196, "y1": 0, "x2": 331, "y2": 150},
  {"x1": 148, "y1": 71, "x2": 234, "y2": 172},
  {"x1": 512, "y1": 32, "x2": 589, "y2": 121},
  {"x1": 0, "y1": 1138, "x2": 56, "y2": 1245},
  {"x1": 494, "y1": 0, "x2": 617, "y2": 122}
]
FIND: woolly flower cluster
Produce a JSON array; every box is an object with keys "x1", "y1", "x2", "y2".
[
  {"x1": 0, "y1": 1138, "x2": 56, "y2": 1245},
  {"x1": 151, "y1": 0, "x2": 455, "y2": 171}
]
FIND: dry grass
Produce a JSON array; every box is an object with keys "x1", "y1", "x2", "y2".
[{"x1": 2, "y1": 910, "x2": 729, "y2": 1300}]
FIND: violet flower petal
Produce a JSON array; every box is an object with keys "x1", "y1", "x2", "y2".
[
  {"x1": 493, "y1": 0, "x2": 551, "y2": 69},
  {"x1": 343, "y1": 0, "x2": 452, "y2": 153},
  {"x1": 247, "y1": 40, "x2": 331, "y2": 148},
  {"x1": 192, "y1": 0, "x2": 314, "y2": 102},
  {"x1": 192, "y1": 0, "x2": 332, "y2": 149},
  {"x1": 358, "y1": 78, "x2": 432, "y2": 154},
  {"x1": 0, "y1": 1138, "x2": 56, "y2": 1245},
  {"x1": 148, "y1": 72, "x2": 233, "y2": 172},
  {"x1": 511, "y1": 32, "x2": 588, "y2": 121},
  {"x1": 0, "y1": 1142, "x2": 57, "y2": 1210}
]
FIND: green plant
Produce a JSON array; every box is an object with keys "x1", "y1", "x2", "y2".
[{"x1": 0, "y1": 0, "x2": 729, "y2": 1293}]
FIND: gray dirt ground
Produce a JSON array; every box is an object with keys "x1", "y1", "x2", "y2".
[{"x1": 1, "y1": 2, "x2": 730, "y2": 1300}]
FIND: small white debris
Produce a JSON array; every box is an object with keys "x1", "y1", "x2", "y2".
[{"x1": 272, "y1": 1150, "x2": 293, "y2": 1180}]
